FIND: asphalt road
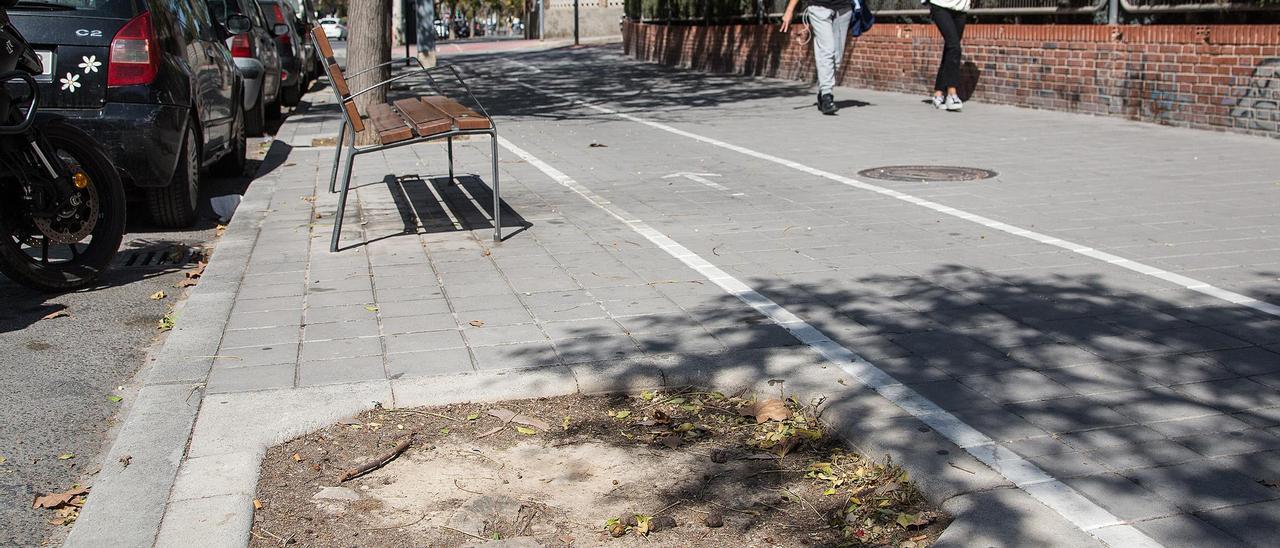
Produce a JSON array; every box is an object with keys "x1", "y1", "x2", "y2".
[{"x1": 0, "y1": 128, "x2": 276, "y2": 546}]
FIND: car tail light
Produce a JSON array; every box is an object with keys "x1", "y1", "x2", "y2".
[
  {"x1": 230, "y1": 34, "x2": 252, "y2": 58},
  {"x1": 271, "y1": 5, "x2": 291, "y2": 46},
  {"x1": 281, "y1": 69, "x2": 289, "y2": 81},
  {"x1": 108, "y1": 11, "x2": 159, "y2": 87}
]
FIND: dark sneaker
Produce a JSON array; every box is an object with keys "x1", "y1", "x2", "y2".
[{"x1": 818, "y1": 93, "x2": 837, "y2": 115}]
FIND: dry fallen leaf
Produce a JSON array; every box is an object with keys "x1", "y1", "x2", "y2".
[
  {"x1": 589, "y1": 142, "x2": 608, "y2": 148},
  {"x1": 291, "y1": 453, "x2": 302, "y2": 462},
  {"x1": 40, "y1": 310, "x2": 70, "y2": 321},
  {"x1": 174, "y1": 278, "x2": 198, "y2": 288},
  {"x1": 515, "y1": 426, "x2": 537, "y2": 435},
  {"x1": 149, "y1": 291, "x2": 166, "y2": 301},
  {"x1": 469, "y1": 320, "x2": 485, "y2": 327},
  {"x1": 488, "y1": 408, "x2": 517, "y2": 423},
  {"x1": 252, "y1": 499, "x2": 263, "y2": 510},
  {"x1": 741, "y1": 399, "x2": 791, "y2": 423},
  {"x1": 32, "y1": 486, "x2": 88, "y2": 509}
]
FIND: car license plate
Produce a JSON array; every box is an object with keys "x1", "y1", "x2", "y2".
[{"x1": 35, "y1": 50, "x2": 54, "y2": 82}]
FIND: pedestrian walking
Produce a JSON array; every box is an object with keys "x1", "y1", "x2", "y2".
[
  {"x1": 781, "y1": 0, "x2": 852, "y2": 115},
  {"x1": 927, "y1": 0, "x2": 970, "y2": 111}
]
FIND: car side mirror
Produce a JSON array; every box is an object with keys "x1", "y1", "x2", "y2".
[
  {"x1": 226, "y1": 14, "x2": 252, "y2": 35},
  {"x1": 272, "y1": 23, "x2": 290, "y2": 37}
]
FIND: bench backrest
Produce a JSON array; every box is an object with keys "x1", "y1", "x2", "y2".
[{"x1": 311, "y1": 27, "x2": 365, "y2": 134}]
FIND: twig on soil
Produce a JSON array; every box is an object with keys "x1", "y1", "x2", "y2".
[
  {"x1": 652, "y1": 500, "x2": 683, "y2": 516},
  {"x1": 948, "y1": 462, "x2": 975, "y2": 474},
  {"x1": 251, "y1": 527, "x2": 289, "y2": 545},
  {"x1": 362, "y1": 513, "x2": 427, "y2": 531},
  {"x1": 339, "y1": 435, "x2": 414, "y2": 482},
  {"x1": 705, "y1": 501, "x2": 760, "y2": 516},
  {"x1": 779, "y1": 487, "x2": 823, "y2": 519},
  {"x1": 744, "y1": 468, "x2": 808, "y2": 480},
  {"x1": 453, "y1": 479, "x2": 486, "y2": 496},
  {"x1": 439, "y1": 525, "x2": 489, "y2": 541},
  {"x1": 397, "y1": 409, "x2": 460, "y2": 422}
]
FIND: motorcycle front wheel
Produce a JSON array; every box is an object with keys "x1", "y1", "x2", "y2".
[{"x1": 0, "y1": 119, "x2": 126, "y2": 292}]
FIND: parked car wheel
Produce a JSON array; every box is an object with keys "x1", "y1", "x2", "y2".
[
  {"x1": 147, "y1": 124, "x2": 201, "y2": 228},
  {"x1": 245, "y1": 86, "x2": 266, "y2": 137},
  {"x1": 266, "y1": 93, "x2": 283, "y2": 120},
  {"x1": 214, "y1": 110, "x2": 248, "y2": 177},
  {"x1": 281, "y1": 81, "x2": 302, "y2": 108}
]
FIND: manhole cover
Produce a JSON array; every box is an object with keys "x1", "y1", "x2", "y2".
[{"x1": 857, "y1": 165, "x2": 997, "y2": 183}]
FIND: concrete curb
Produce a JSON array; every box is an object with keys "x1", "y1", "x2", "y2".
[{"x1": 64, "y1": 140, "x2": 292, "y2": 547}]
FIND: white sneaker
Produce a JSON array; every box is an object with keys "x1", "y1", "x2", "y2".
[
  {"x1": 932, "y1": 95, "x2": 945, "y2": 109},
  {"x1": 946, "y1": 94, "x2": 963, "y2": 111}
]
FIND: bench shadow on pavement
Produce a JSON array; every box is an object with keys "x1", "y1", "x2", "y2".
[
  {"x1": 355, "y1": 172, "x2": 529, "y2": 247},
  {"x1": 484, "y1": 262, "x2": 1280, "y2": 545}
]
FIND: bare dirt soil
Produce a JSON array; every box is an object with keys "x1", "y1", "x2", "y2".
[{"x1": 251, "y1": 389, "x2": 949, "y2": 547}]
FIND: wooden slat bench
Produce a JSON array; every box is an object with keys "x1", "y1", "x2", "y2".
[{"x1": 311, "y1": 27, "x2": 501, "y2": 251}]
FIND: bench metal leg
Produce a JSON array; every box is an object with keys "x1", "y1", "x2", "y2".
[
  {"x1": 329, "y1": 119, "x2": 348, "y2": 194},
  {"x1": 330, "y1": 146, "x2": 356, "y2": 252},
  {"x1": 491, "y1": 133, "x2": 501, "y2": 242},
  {"x1": 447, "y1": 135, "x2": 454, "y2": 183}
]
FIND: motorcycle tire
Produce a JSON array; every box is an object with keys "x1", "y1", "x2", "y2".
[{"x1": 0, "y1": 119, "x2": 126, "y2": 292}]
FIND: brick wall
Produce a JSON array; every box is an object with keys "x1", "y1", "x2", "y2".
[{"x1": 623, "y1": 22, "x2": 1280, "y2": 138}]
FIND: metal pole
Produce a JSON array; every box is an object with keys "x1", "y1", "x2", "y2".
[
  {"x1": 573, "y1": 0, "x2": 579, "y2": 45},
  {"x1": 538, "y1": 0, "x2": 544, "y2": 40},
  {"x1": 1108, "y1": 0, "x2": 1119, "y2": 24}
]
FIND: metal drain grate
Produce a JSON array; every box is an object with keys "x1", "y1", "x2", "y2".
[
  {"x1": 857, "y1": 165, "x2": 998, "y2": 183},
  {"x1": 116, "y1": 245, "x2": 206, "y2": 269}
]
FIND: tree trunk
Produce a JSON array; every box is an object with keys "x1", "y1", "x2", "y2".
[{"x1": 347, "y1": 0, "x2": 391, "y2": 145}]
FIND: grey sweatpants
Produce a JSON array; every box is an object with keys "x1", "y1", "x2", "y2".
[{"x1": 806, "y1": 5, "x2": 852, "y2": 95}]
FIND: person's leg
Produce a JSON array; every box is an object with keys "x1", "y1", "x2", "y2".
[
  {"x1": 948, "y1": 10, "x2": 966, "y2": 97},
  {"x1": 930, "y1": 3, "x2": 958, "y2": 96},
  {"x1": 938, "y1": 8, "x2": 963, "y2": 94},
  {"x1": 808, "y1": 6, "x2": 838, "y2": 96},
  {"x1": 830, "y1": 8, "x2": 852, "y2": 71}
]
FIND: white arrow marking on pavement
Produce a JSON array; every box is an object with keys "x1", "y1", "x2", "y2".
[{"x1": 660, "y1": 172, "x2": 730, "y2": 191}]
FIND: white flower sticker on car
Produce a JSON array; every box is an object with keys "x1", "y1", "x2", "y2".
[
  {"x1": 60, "y1": 73, "x2": 81, "y2": 93},
  {"x1": 79, "y1": 55, "x2": 102, "y2": 74}
]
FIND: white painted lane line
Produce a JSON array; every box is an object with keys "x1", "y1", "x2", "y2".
[
  {"x1": 507, "y1": 77, "x2": 1280, "y2": 321},
  {"x1": 496, "y1": 135, "x2": 1162, "y2": 547}
]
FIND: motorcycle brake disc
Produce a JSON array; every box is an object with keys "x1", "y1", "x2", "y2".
[{"x1": 32, "y1": 171, "x2": 100, "y2": 245}]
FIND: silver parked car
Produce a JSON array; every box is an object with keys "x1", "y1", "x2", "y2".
[{"x1": 210, "y1": 0, "x2": 286, "y2": 136}]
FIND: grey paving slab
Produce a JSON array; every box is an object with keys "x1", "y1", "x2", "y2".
[
  {"x1": 384, "y1": 330, "x2": 466, "y2": 354},
  {"x1": 386, "y1": 348, "x2": 475, "y2": 378},
  {"x1": 470, "y1": 341, "x2": 561, "y2": 370},
  {"x1": 1122, "y1": 460, "x2": 1280, "y2": 512},
  {"x1": 1062, "y1": 473, "x2": 1182, "y2": 521},
  {"x1": 219, "y1": 325, "x2": 299, "y2": 349},
  {"x1": 462, "y1": 324, "x2": 548, "y2": 347},
  {"x1": 206, "y1": 363, "x2": 295, "y2": 394},
  {"x1": 303, "y1": 319, "x2": 381, "y2": 341},
  {"x1": 299, "y1": 336, "x2": 383, "y2": 361},
  {"x1": 213, "y1": 343, "x2": 298, "y2": 368},
  {"x1": 1196, "y1": 499, "x2": 1280, "y2": 548},
  {"x1": 297, "y1": 355, "x2": 385, "y2": 386},
  {"x1": 1131, "y1": 515, "x2": 1244, "y2": 548}
]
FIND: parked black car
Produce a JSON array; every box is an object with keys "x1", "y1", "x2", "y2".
[
  {"x1": 257, "y1": 0, "x2": 304, "y2": 107},
  {"x1": 7, "y1": 0, "x2": 248, "y2": 228}
]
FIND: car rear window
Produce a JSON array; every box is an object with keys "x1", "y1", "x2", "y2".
[{"x1": 10, "y1": 0, "x2": 144, "y2": 19}]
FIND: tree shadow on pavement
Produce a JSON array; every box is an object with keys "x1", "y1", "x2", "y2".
[{"x1": 481, "y1": 259, "x2": 1280, "y2": 546}]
